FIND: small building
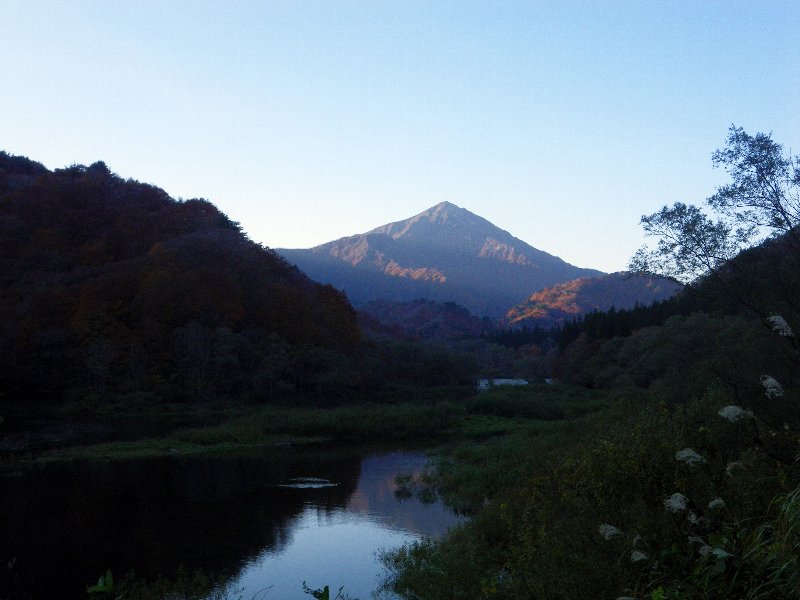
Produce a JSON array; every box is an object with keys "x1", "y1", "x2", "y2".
[{"x1": 477, "y1": 378, "x2": 529, "y2": 391}]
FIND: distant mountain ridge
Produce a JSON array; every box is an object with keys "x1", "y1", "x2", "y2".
[
  {"x1": 278, "y1": 202, "x2": 603, "y2": 317},
  {"x1": 358, "y1": 299, "x2": 492, "y2": 341},
  {"x1": 505, "y1": 272, "x2": 684, "y2": 328}
]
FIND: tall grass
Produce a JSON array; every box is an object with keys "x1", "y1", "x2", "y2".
[
  {"x1": 171, "y1": 402, "x2": 466, "y2": 446},
  {"x1": 465, "y1": 384, "x2": 609, "y2": 421},
  {"x1": 740, "y1": 484, "x2": 800, "y2": 599}
]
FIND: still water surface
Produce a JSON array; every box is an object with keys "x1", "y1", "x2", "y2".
[{"x1": 0, "y1": 447, "x2": 461, "y2": 599}]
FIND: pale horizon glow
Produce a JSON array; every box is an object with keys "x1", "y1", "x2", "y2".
[{"x1": 1, "y1": 1, "x2": 798, "y2": 273}]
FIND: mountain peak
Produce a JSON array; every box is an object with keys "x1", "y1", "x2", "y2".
[
  {"x1": 424, "y1": 201, "x2": 481, "y2": 221},
  {"x1": 278, "y1": 203, "x2": 604, "y2": 317},
  {"x1": 432, "y1": 200, "x2": 460, "y2": 211},
  {"x1": 429, "y1": 200, "x2": 466, "y2": 216},
  {"x1": 368, "y1": 201, "x2": 495, "y2": 244}
]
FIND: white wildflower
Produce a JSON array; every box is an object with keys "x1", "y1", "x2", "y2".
[
  {"x1": 708, "y1": 497, "x2": 726, "y2": 510},
  {"x1": 665, "y1": 493, "x2": 689, "y2": 512},
  {"x1": 676, "y1": 448, "x2": 706, "y2": 466},
  {"x1": 630, "y1": 550, "x2": 648, "y2": 562},
  {"x1": 761, "y1": 375, "x2": 785, "y2": 399},
  {"x1": 718, "y1": 405, "x2": 751, "y2": 422},
  {"x1": 599, "y1": 524, "x2": 623, "y2": 540},
  {"x1": 768, "y1": 315, "x2": 795, "y2": 338}
]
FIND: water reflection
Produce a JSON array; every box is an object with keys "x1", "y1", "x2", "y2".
[
  {"x1": 0, "y1": 448, "x2": 460, "y2": 599},
  {"x1": 345, "y1": 453, "x2": 457, "y2": 538},
  {"x1": 229, "y1": 451, "x2": 462, "y2": 600}
]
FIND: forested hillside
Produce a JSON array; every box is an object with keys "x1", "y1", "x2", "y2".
[
  {"x1": 505, "y1": 272, "x2": 682, "y2": 328},
  {"x1": 382, "y1": 128, "x2": 800, "y2": 600},
  {"x1": 0, "y1": 153, "x2": 360, "y2": 413},
  {"x1": 359, "y1": 299, "x2": 493, "y2": 341}
]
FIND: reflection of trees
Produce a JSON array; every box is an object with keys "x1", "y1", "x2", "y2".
[
  {"x1": 346, "y1": 453, "x2": 464, "y2": 538},
  {"x1": 0, "y1": 449, "x2": 361, "y2": 599}
]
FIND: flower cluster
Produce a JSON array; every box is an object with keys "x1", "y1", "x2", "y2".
[
  {"x1": 676, "y1": 448, "x2": 706, "y2": 466},
  {"x1": 767, "y1": 314, "x2": 794, "y2": 338},
  {"x1": 718, "y1": 405, "x2": 751, "y2": 422},
  {"x1": 599, "y1": 524, "x2": 623, "y2": 540},
  {"x1": 664, "y1": 493, "x2": 688, "y2": 513},
  {"x1": 760, "y1": 375, "x2": 784, "y2": 399}
]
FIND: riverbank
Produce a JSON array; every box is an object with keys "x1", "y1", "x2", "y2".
[{"x1": 1, "y1": 384, "x2": 609, "y2": 467}]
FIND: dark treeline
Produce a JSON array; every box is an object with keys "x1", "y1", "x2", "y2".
[
  {"x1": 482, "y1": 324, "x2": 558, "y2": 349},
  {"x1": 556, "y1": 228, "x2": 800, "y2": 354},
  {"x1": 558, "y1": 291, "x2": 706, "y2": 349},
  {"x1": 484, "y1": 292, "x2": 702, "y2": 354}
]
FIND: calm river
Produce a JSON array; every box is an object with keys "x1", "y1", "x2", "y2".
[{"x1": 0, "y1": 447, "x2": 462, "y2": 599}]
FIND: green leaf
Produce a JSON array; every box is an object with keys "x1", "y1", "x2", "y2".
[
  {"x1": 86, "y1": 570, "x2": 113, "y2": 594},
  {"x1": 708, "y1": 533, "x2": 727, "y2": 548},
  {"x1": 651, "y1": 586, "x2": 666, "y2": 600}
]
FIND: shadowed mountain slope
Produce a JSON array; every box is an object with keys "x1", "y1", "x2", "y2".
[
  {"x1": 358, "y1": 299, "x2": 493, "y2": 341},
  {"x1": 279, "y1": 202, "x2": 603, "y2": 317}
]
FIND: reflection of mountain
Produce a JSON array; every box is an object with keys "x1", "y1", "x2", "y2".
[
  {"x1": 228, "y1": 451, "x2": 465, "y2": 600},
  {"x1": 345, "y1": 452, "x2": 464, "y2": 538},
  {"x1": 0, "y1": 449, "x2": 362, "y2": 599}
]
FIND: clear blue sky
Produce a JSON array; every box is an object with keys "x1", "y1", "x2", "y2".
[{"x1": 2, "y1": 1, "x2": 798, "y2": 272}]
